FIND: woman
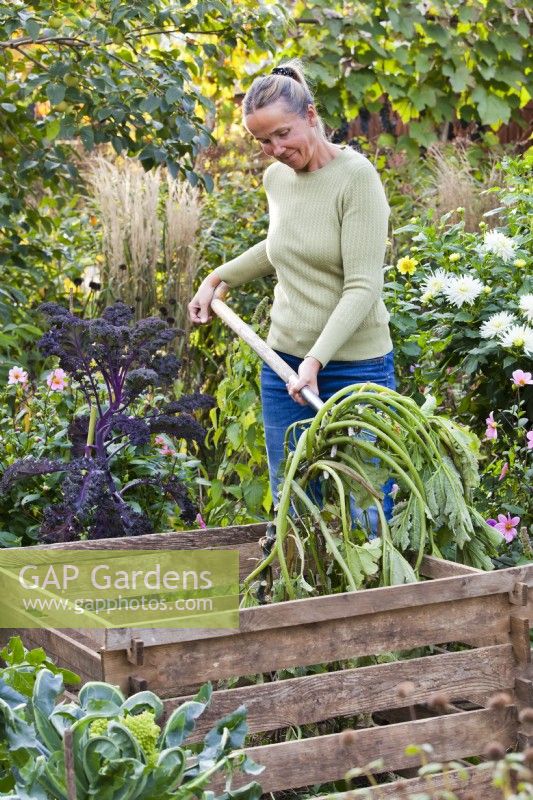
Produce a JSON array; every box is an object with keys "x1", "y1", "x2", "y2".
[{"x1": 188, "y1": 60, "x2": 395, "y2": 513}]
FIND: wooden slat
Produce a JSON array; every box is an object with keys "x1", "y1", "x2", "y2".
[
  {"x1": 104, "y1": 564, "x2": 533, "y2": 649},
  {"x1": 214, "y1": 706, "x2": 517, "y2": 793},
  {"x1": 318, "y1": 765, "x2": 501, "y2": 799},
  {"x1": 16, "y1": 523, "x2": 267, "y2": 551},
  {"x1": 164, "y1": 644, "x2": 514, "y2": 739},
  {"x1": 510, "y1": 615, "x2": 531, "y2": 666},
  {"x1": 17, "y1": 628, "x2": 102, "y2": 685},
  {"x1": 420, "y1": 554, "x2": 482, "y2": 579},
  {"x1": 101, "y1": 594, "x2": 510, "y2": 696}
]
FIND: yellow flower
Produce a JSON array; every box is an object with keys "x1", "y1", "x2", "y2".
[
  {"x1": 449, "y1": 253, "x2": 461, "y2": 262},
  {"x1": 483, "y1": 286, "x2": 492, "y2": 294},
  {"x1": 514, "y1": 259, "x2": 526, "y2": 268},
  {"x1": 63, "y1": 277, "x2": 78, "y2": 293},
  {"x1": 396, "y1": 256, "x2": 418, "y2": 275}
]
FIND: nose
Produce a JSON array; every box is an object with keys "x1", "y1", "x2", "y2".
[{"x1": 272, "y1": 143, "x2": 286, "y2": 158}]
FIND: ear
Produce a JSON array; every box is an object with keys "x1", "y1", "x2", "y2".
[{"x1": 306, "y1": 104, "x2": 318, "y2": 126}]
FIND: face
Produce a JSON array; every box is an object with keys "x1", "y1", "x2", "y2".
[{"x1": 244, "y1": 100, "x2": 319, "y2": 171}]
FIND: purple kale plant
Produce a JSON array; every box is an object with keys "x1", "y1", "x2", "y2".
[{"x1": 0, "y1": 302, "x2": 214, "y2": 543}]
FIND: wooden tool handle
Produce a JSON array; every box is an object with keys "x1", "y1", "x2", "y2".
[{"x1": 211, "y1": 282, "x2": 324, "y2": 411}]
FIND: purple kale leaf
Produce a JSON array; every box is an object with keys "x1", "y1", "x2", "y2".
[
  {"x1": 111, "y1": 415, "x2": 151, "y2": 447},
  {"x1": 164, "y1": 393, "x2": 216, "y2": 414},
  {"x1": 3, "y1": 302, "x2": 212, "y2": 541},
  {"x1": 67, "y1": 415, "x2": 90, "y2": 458},
  {"x1": 147, "y1": 413, "x2": 206, "y2": 444},
  {"x1": 0, "y1": 458, "x2": 66, "y2": 493}
]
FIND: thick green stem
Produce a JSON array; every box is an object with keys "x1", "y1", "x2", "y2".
[
  {"x1": 242, "y1": 431, "x2": 309, "y2": 595},
  {"x1": 327, "y1": 435, "x2": 428, "y2": 569},
  {"x1": 290, "y1": 480, "x2": 358, "y2": 592}
]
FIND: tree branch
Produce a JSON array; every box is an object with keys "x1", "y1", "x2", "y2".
[
  {"x1": 127, "y1": 26, "x2": 235, "y2": 39},
  {"x1": 0, "y1": 35, "x2": 88, "y2": 49},
  {"x1": 12, "y1": 44, "x2": 46, "y2": 70}
]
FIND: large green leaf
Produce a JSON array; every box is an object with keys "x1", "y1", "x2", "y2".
[
  {"x1": 78, "y1": 681, "x2": 125, "y2": 711},
  {"x1": 121, "y1": 691, "x2": 164, "y2": 721},
  {"x1": 472, "y1": 86, "x2": 512, "y2": 125}
]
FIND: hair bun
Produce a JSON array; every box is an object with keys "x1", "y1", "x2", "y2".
[{"x1": 272, "y1": 66, "x2": 297, "y2": 79}]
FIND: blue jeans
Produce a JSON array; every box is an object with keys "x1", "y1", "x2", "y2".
[{"x1": 260, "y1": 350, "x2": 397, "y2": 530}]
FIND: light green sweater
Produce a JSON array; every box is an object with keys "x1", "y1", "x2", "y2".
[{"x1": 214, "y1": 146, "x2": 393, "y2": 366}]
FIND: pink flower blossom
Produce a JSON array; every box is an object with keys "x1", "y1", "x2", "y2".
[
  {"x1": 158, "y1": 444, "x2": 176, "y2": 457},
  {"x1": 494, "y1": 513, "x2": 520, "y2": 543},
  {"x1": 8, "y1": 366, "x2": 28, "y2": 386},
  {"x1": 196, "y1": 513, "x2": 207, "y2": 529},
  {"x1": 484, "y1": 411, "x2": 498, "y2": 440},
  {"x1": 527, "y1": 430, "x2": 533, "y2": 450},
  {"x1": 47, "y1": 368, "x2": 67, "y2": 392},
  {"x1": 498, "y1": 462, "x2": 509, "y2": 481},
  {"x1": 154, "y1": 435, "x2": 165, "y2": 446},
  {"x1": 511, "y1": 369, "x2": 533, "y2": 387}
]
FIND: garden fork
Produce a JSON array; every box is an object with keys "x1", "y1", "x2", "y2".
[{"x1": 211, "y1": 282, "x2": 324, "y2": 412}]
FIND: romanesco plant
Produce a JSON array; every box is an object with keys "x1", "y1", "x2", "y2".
[
  {"x1": 123, "y1": 711, "x2": 161, "y2": 768},
  {"x1": 90, "y1": 710, "x2": 161, "y2": 768}
]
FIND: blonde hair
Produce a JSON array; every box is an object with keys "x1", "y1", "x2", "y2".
[{"x1": 243, "y1": 59, "x2": 326, "y2": 137}]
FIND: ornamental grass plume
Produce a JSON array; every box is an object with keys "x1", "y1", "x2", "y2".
[
  {"x1": 427, "y1": 143, "x2": 502, "y2": 231},
  {"x1": 86, "y1": 156, "x2": 202, "y2": 330},
  {"x1": 86, "y1": 156, "x2": 161, "y2": 319},
  {"x1": 0, "y1": 302, "x2": 215, "y2": 542},
  {"x1": 163, "y1": 174, "x2": 201, "y2": 339}
]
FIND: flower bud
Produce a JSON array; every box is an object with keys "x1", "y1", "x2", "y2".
[
  {"x1": 397, "y1": 681, "x2": 415, "y2": 699},
  {"x1": 483, "y1": 741, "x2": 505, "y2": 761},
  {"x1": 519, "y1": 707, "x2": 533, "y2": 724},
  {"x1": 488, "y1": 692, "x2": 513, "y2": 709}
]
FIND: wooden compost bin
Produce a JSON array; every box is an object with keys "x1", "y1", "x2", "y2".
[{"x1": 2, "y1": 523, "x2": 533, "y2": 798}]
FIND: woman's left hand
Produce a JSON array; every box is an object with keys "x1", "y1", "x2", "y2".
[{"x1": 286, "y1": 357, "x2": 322, "y2": 406}]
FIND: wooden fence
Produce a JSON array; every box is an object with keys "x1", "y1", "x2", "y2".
[{"x1": 2, "y1": 523, "x2": 532, "y2": 797}]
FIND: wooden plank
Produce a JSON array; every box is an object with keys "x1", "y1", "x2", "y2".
[
  {"x1": 214, "y1": 706, "x2": 517, "y2": 793},
  {"x1": 18, "y1": 628, "x2": 102, "y2": 685},
  {"x1": 420, "y1": 555, "x2": 482, "y2": 579},
  {"x1": 104, "y1": 564, "x2": 533, "y2": 649},
  {"x1": 101, "y1": 594, "x2": 510, "y2": 696},
  {"x1": 164, "y1": 645, "x2": 514, "y2": 739},
  {"x1": 15, "y1": 523, "x2": 267, "y2": 551},
  {"x1": 317, "y1": 765, "x2": 501, "y2": 799},
  {"x1": 510, "y1": 615, "x2": 531, "y2": 666}
]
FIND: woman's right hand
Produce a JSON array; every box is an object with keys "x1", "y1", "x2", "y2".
[{"x1": 188, "y1": 273, "x2": 221, "y2": 324}]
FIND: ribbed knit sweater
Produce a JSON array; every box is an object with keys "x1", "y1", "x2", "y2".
[{"x1": 214, "y1": 145, "x2": 393, "y2": 367}]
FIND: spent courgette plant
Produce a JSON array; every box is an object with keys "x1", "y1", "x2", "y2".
[
  {"x1": 0, "y1": 669, "x2": 262, "y2": 800},
  {"x1": 243, "y1": 383, "x2": 502, "y2": 603}
]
